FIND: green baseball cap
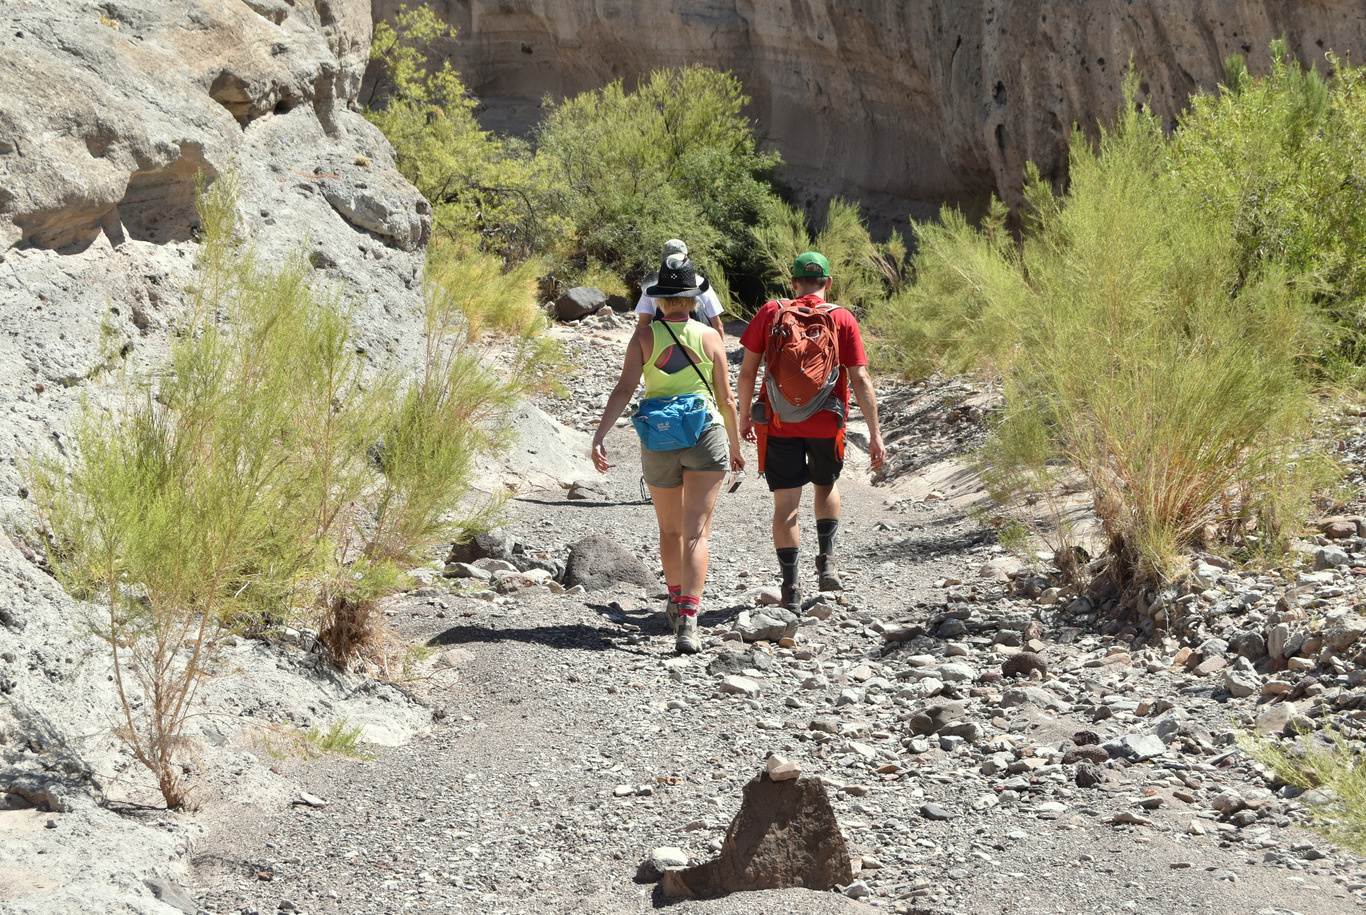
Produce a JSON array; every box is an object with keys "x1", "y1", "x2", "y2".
[{"x1": 792, "y1": 251, "x2": 830, "y2": 279}]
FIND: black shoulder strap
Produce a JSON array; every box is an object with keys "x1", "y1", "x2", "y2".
[{"x1": 657, "y1": 319, "x2": 714, "y2": 398}]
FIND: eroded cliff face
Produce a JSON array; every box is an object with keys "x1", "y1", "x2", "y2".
[
  {"x1": 0, "y1": 4, "x2": 433, "y2": 910},
  {"x1": 381, "y1": 0, "x2": 1366, "y2": 230}
]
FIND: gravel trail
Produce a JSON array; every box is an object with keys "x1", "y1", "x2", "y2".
[{"x1": 192, "y1": 316, "x2": 1366, "y2": 915}]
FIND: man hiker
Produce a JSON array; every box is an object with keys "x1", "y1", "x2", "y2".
[
  {"x1": 635, "y1": 238, "x2": 726, "y2": 336},
  {"x1": 736, "y1": 251, "x2": 886, "y2": 611}
]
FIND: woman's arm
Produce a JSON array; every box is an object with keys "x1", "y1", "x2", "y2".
[
  {"x1": 704, "y1": 330, "x2": 745, "y2": 472},
  {"x1": 591, "y1": 328, "x2": 649, "y2": 472}
]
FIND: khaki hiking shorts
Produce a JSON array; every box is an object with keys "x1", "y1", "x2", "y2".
[{"x1": 640, "y1": 424, "x2": 728, "y2": 489}]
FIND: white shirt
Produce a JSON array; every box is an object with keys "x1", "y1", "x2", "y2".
[{"x1": 634, "y1": 286, "x2": 724, "y2": 320}]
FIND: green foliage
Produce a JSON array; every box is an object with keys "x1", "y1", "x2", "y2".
[
  {"x1": 366, "y1": 6, "x2": 562, "y2": 258},
  {"x1": 261, "y1": 718, "x2": 374, "y2": 760},
  {"x1": 1173, "y1": 41, "x2": 1366, "y2": 369},
  {"x1": 533, "y1": 65, "x2": 782, "y2": 294},
  {"x1": 1240, "y1": 725, "x2": 1366, "y2": 855},
  {"x1": 751, "y1": 197, "x2": 909, "y2": 313},
  {"x1": 869, "y1": 70, "x2": 1322, "y2": 592},
  {"x1": 30, "y1": 174, "x2": 524, "y2": 806}
]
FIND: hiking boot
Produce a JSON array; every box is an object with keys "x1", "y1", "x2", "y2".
[
  {"x1": 816, "y1": 554, "x2": 843, "y2": 592},
  {"x1": 675, "y1": 613, "x2": 700, "y2": 654},
  {"x1": 665, "y1": 600, "x2": 680, "y2": 634},
  {"x1": 780, "y1": 584, "x2": 803, "y2": 613}
]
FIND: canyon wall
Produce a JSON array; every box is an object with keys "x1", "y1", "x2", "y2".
[{"x1": 377, "y1": 0, "x2": 1366, "y2": 231}]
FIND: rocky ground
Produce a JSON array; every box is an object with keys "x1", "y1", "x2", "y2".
[{"x1": 181, "y1": 312, "x2": 1366, "y2": 915}]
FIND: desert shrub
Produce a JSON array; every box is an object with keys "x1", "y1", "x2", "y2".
[
  {"x1": 752, "y1": 196, "x2": 909, "y2": 313},
  {"x1": 534, "y1": 65, "x2": 782, "y2": 294},
  {"x1": 1240, "y1": 725, "x2": 1366, "y2": 855},
  {"x1": 366, "y1": 6, "x2": 563, "y2": 258},
  {"x1": 30, "y1": 174, "x2": 526, "y2": 806},
  {"x1": 1173, "y1": 42, "x2": 1366, "y2": 369},
  {"x1": 869, "y1": 73, "x2": 1322, "y2": 592}
]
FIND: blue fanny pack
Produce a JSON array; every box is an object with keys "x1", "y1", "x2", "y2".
[{"x1": 631, "y1": 394, "x2": 709, "y2": 451}]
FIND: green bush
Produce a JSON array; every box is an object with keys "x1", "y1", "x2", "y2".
[
  {"x1": 1173, "y1": 42, "x2": 1366, "y2": 369},
  {"x1": 533, "y1": 65, "x2": 782, "y2": 298},
  {"x1": 366, "y1": 6, "x2": 563, "y2": 258},
  {"x1": 752, "y1": 196, "x2": 908, "y2": 313},
  {"x1": 30, "y1": 174, "x2": 527, "y2": 806},
  {"x1": 1240, "y1": 725, "x2": 1366, "y2": 855},
  {"x1": 869, "y1": 72, "x2": 1323, "y2": 592}
]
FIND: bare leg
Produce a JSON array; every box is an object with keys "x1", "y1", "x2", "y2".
[
  {"x1": 813, "y1": 482, "x2": 840, "y2": 523},
  {"x1": 649, "y1": 484, "x2": 685, "y2": 590},
  {"x1": 772, "y1": 487, "x2": 803, "y2": 550},
  {"x1": 678, "y1": 470, "x2": 725, "y2": 597}
]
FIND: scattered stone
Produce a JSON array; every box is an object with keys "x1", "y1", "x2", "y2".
[
  {"x1": 637, "y1": 847, "x2": 689, "y2": 882},
  {"x1": 1075, "y1": 762, "x2": 1105, "y2": 788},
  {"x1": 1062, "y1": 746, "x2": 1108, "y2": 765},
  {"x1": 566, "y1": 479, "x2": 610, "y2": 500},
  {"x1": 554, "y1": 286, "x2": 609, "y2": 321},
  {"x1": 1223, "y1": 658, "x2": 1261, "y2": 699},
  {"x1": 563, "y1": 534, "x2": 658, "y2": 591},
  {"x1": 144, "y1": 878, "x2": 200, "y2": 915},
  {"x1": 920, "y1": 803, "x2": 955, "y2": 821},
  {"x1": 733, "y1": 608, "x2": 797, "y2": 643},
  {"x1": 765, "y1": 755, "x2": 802, "y2": 781},
  {"x1": 908, "y1": 703, "x2": 965, "y2": 736},
  {"x1": 1103, "y1": 734, "x2": 1166, "y2": 761},
  {"x1": 720, "y1": 675, "x2": 762, "y2": 699},
  {"x1": 1314, "y1": 545, "x2": 1350, "y2": 570},
  {"x1": 1002, "y1": 651, "x2": 1047, "y2": 679},
  {"x1": 842, "y1": 880, "x2": 871, "y2": 899}
]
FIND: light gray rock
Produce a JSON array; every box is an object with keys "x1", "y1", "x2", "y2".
[
  {"x1": 1151, "y1": 708, "x2": 1189, "y2": 742},
  {"x1": 1314, "y1": 545, "x2": 1350, "y2": 570},
  {"x1": 319, "y1": 166, "x2": 430, "y2": 251},
  {"x1": 1103, "y1": 733, "x2": 1166, "y2": 761},
  {"x1": 637, "y1": 847, "x2": 689, "y2": 882},
  {"x1": 733, "y1": 608, "x2": 797, "y2": 643},
  {"x1": 1223, "y1": 657, "x2": 1261, "y2": 699},
  {"x1": 721, "y1": 675, "x2": 763, "y2": 698},
  {"x1": 999, "y1": 686, "x2": 1069, "y2": 713},
  {"x1": 1268, "y1": 622, "x2": 1291, "y2": 661},
  {"x1": 936, "y1": 663, "x2": 975, "y2": 683}
]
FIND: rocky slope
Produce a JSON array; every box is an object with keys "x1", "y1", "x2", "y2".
[
  {"x1": 0, "y1": 2, "x2": 438, "y2": 912},
  {"x1": 380, "y1": 0, "x2": 1366, "y2": 231}
]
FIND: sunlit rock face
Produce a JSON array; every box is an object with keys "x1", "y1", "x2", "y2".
[{"x1": 377, "y1": 0, "x2": 1366, "y2": 231}]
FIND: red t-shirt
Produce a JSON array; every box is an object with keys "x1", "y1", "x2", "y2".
[{"x1": 739, "y1": 294, "x2": 868, "y2": 438}]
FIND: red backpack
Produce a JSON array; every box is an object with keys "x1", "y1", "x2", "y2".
[{"x1": 761, "y1": 299, "x2": 843, "y2": 424}]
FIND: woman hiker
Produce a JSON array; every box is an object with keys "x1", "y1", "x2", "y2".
[{"x1": 591, "y1": 253, "x2": 745, "y2": 654}]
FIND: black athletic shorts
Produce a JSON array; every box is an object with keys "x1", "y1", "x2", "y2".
[{"x1": 763, "y1": 436, "x2": 843, "y2": 491}]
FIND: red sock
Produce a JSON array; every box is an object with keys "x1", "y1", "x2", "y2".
[
  {"x1": 677, "y1": 596, "x2": 700, "y2": 618},
  {"x1": 668, "y1": 584, "x2": 682, "y2": 603}
]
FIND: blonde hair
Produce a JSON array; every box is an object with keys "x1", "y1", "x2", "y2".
[{"x1": 656, "y1": 296, "x2": 695, "y2": 313}]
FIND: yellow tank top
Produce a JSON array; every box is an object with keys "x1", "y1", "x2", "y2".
[{"x1": 642, "y1": 319, "x2": 721, "y2": 425}]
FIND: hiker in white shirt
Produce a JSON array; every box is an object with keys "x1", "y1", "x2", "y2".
[{"x1": 634, "y1": 238, "x2": 725, "y2": 336}]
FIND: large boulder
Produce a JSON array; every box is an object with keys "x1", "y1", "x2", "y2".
[
  {"x1": 553, "y1": 286, "x2": 607, "y2": 322},
  {"x1": 563, "y1": 534, "x2": 657, "y2": 591},
  {"x1": 660, "y1": 773, "x2": 852, "y2": 898}
]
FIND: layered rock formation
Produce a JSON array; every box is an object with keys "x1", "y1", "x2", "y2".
[
  {"x1": 0, "y1": 4, "x2": 433, "y2": 912},
  {"x1": 382, "y1": 0, "x2": 1366, "y2": 230}
]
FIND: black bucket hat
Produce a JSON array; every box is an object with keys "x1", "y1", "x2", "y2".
[{"x1": 644, "y1": 253, "x2": 709, "y2": 298}]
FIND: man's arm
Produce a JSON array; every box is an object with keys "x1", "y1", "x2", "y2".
[
  {"x1": 846, "y1": 365, "x2": 885, "y2": 472},
  {"x1": 736, "y1": 348, "x2": 763, "y2": 443}
]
